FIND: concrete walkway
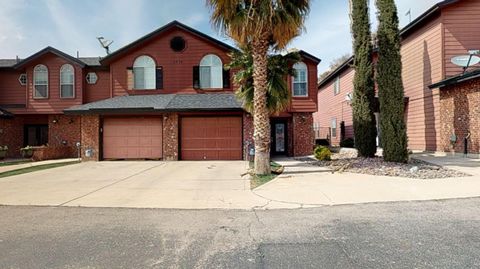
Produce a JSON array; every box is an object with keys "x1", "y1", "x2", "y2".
[
  {"x1": 0, "y1": 158, "x2": 79, "y2": 173},
  {"x1": 253, "y1": 158, "x2": 480, "y2": 209},
  {"x1": 412, "y1": 153, "x2": 480, "y2": 176}
]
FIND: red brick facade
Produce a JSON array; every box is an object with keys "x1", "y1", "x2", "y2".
[
  {"x1": 439, "y1": 78, "x2": 480, "y2": 154},
  {"x1": 80, "y1": 115, "x2": 100, "y2": 161},
  {"x1": 292, "y1": 113, "x2": 315, "y2": 156},
  {"x1": 162, "y1": 113, "x2": 179, "y2": 161}
]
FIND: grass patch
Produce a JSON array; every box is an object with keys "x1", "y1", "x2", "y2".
[
  {"x1": 0, "y1": 161, "x2": 80, "y2": 178},
  {"x1": 0, "y1": 160, "x2": 32, "y2": 167},
  {"x1": 249, "y1": 161, "x2": 284, "y2": 189}
]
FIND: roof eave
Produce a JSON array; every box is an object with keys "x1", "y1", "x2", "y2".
[
  {"x1": 100, "y1": 21, "x2": 238, "y2": 65},
  {"x1": 13, "y1": 46, "x2": 86, "y2": 70}
]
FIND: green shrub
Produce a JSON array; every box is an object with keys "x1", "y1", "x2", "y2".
[
  {"x1": 314, "y1": 146, "x2": 332, "y2": 161},
  {"x1": 340, "y1": 138, "x2": 355, "y2": 148}
]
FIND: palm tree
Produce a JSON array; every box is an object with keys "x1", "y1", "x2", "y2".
[
  {"x1": 207, "y1": 0, "x2": 310, "y2": 175},
  {"x1": 227, "y1": 46, "x2": 301, "y2": 114}
]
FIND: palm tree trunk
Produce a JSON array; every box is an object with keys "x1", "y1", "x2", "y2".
[{"x1": 251, "y1": 37, "x2": 271, "y2": 175}]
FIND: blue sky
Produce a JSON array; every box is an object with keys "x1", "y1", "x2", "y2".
[{"x1": 0, "y1": 0, "x2": 440, "y2": 73}]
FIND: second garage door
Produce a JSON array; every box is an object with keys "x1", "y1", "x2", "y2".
[
  {"x1": 103, "y1": 117, "x2": 163, "y2": 159},
  {"x1": 181, "y1": 117, "x2": 243, "y2": 160}
]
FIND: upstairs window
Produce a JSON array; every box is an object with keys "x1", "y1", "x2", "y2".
[
  {"x1": 60, "y1": 64, "x2": 75, "y2": 98},
  {"x1": 86, "y1": 72, "x2": 98, "y2": 84},
  {"x1": 133, "y1": 55, "x2": 156, "y2": 89},
  {"x1": 334, "y1": 76, "x2": 340, "y2": 95},
  {"x1": 199, "y1": 54, "x2": 223, "y2": 89},
  {"x1": 33, "y1": 64, "x2": 48, "y2": 98},
  {"x1": 293, "y1": 62, "x2": 308, "y2": 97},
  {"x1": 18, "y1": 74, "x2": 27, "y2": 86}
]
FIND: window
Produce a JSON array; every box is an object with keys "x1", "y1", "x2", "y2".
[
  {"x1": 199, "y1": 54, "x2": 223, "y2": 89},
  {"x1": 334, "y1": 76, "x2": 340, "y2": 95},
  {"x1": 18, "y1": 74, "x2": 27, "y2": 86},
  {"x1": 24, "y1": 125, "x2": 48, "y2": 147},
  {"x1": 331, "y1": 118, "x2": 337, "y2": 138},
  {"x1": 86, "y1": 72, "x2": 98, "y2": 84},
  {"x1": 33, "y1": 64, "x2": 48, "y2": 98},
  {"x1": 133, "y1": 55, "x2": 156, "y2": 89},
  {"x1": 60, "y1": 64, "x2": 74, "y2": 98},
  {"x1": 293, "y1": 62, "x2": 308, "y2": 96}
]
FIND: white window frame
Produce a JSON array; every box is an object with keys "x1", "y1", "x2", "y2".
[
  {"x1": 331, "y1": 118, "x2": 337, "y2": 138},
  {"x1": 86, "y1": 72, "x2": 98, "y2": 84},
  {"x1": 60, "y1": 64, "x2": 75, "y2": 98},
  {"x1": 133, "y1": 55, "x2": 156, "y2": 90},
  {"x1": 33, "y1": 64, "x2": 49, "y2": 99},
  {"x1": 18, "y1": 73, "x2": 27, "y2": 86},
  {"x1": 334, "y1": 76, "x2": 340, "y2": 95},
  {"x1": 292, "y1": 62, "x2": 308, "y2": 97},
  {"x1": 199, "y1": 54, "x2": 223, "y2": 89}
]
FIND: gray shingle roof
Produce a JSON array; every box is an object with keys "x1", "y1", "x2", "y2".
[
  {"x1": 0, "y1": 56, "x2": 101, "y2": 68},
  {"x1": 64, "y1": 93, "x2": 242, "y2": 114},
  {"x1": 0, "y1": 59, "x2": 18, "y2": 68},
  {"x1": 79, "y1": 57, "x2": 102, "y2": 66}
]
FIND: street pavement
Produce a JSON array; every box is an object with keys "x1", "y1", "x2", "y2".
[{"x1": 1, "y1": 198, "x2": 480, "y2": 268}]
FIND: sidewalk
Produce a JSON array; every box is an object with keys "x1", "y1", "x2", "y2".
[
  {"x1": 0, "y1": 158, "x2": 79, "y2": 174},
  {"x1": 412, "y1": 153, "x2": 480, "y2": 176},
  {"x1": 252, "y1": 158, "x2": 480, "y2": 209}
]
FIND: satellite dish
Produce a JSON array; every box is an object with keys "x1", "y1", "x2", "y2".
[
  {"x1": 451, "y1": 55, "x2": 480, "y2": 67},
  {"x1": 97, "y1": 36, "x2": 114, "y2": 55}
]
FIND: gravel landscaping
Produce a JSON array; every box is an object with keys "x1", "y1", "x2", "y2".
[{"x1": 299, "y1": 149, "x2": 471, "y2": 179}]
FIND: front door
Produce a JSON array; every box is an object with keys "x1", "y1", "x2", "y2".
[{"x1": 271, "y1": 121, "x2": 287, "y2": 155}]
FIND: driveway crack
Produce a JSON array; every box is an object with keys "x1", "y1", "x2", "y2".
[{"x1": 58, "y1": 163, "x2": 166, "y2": 206}]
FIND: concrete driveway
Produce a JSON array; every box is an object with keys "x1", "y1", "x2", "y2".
[{"x1": 0, "y1": 161, "x2": 267, "y2": 209}]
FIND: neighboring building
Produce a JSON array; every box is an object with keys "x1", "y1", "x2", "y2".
[
  {"x1": 0, "y1": 21, "x2": 320, "y2": 161},
  {"x1": 315, "y1": 0, "x2": 480, "y2": 155}
]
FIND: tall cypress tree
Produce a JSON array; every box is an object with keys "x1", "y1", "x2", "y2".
[
  {"x1": 350, "y1": 0, "x2": 377, "y2": 157},
  {"x1": 376, "y1": 0, "x2": 409, "y2": 163}
]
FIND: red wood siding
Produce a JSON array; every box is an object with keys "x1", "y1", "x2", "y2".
[
  {"x1": 109, "y1": 27, "x2": 233, "y2": 96},
  {"x1": 314, "y1": 68, "x2": 354, "y2": 146},
  {"x1": 289, "y1": 60, "x2": 319, "y2": 113},
  {"x1": 401, "y1": 16, "x2": 443, "y2": 151},
  {"x1": 442, "y1": 0, "x2": 480, "y2": 77},
  {"x1": 0, "y1": 70, "x2": 27, "y2": 106},
  {"x1": 10, "y1": 53, "x2": 84, "y2": 114},
  {"x1": 84, "y1": 69, "x2": 111, "y2": 103}
]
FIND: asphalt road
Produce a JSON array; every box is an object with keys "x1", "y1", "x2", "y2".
[{"x1": 1, "y1": 199, "x2": 480, "y2": 269}]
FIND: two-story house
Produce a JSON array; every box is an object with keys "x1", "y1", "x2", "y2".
[
  {"x1": 0, "y1": 21, "x2": 320, "y2": 161},
  {"x1": 315, "y1": 0, "x2": 480, "y2": 156}
]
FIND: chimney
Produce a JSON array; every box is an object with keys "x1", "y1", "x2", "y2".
[
  {"x1": 76, "y1": 51, "x2": 79, "y2": 58},
  {"x1": 16, "y1": 55, "x2": 19, "y2": 63}
]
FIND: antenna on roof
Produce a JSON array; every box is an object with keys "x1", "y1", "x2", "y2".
[
  {"x1": 97, "y1": 36, "x2": 114, "y2": 55},
  {"x1": 405, "y1": 9, "x2": 412, "y2": 23}
]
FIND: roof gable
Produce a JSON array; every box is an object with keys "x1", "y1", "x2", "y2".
[
  {"x1": 100, "y1": 21, "x2": 237, "y2": 65},
  {"x1": 13, "y1": 46, "x2": 86, "y2": 69}
]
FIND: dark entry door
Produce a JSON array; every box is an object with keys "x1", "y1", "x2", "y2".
[{"x1": 271, "y1": 120, "x2": 287, "y2": 155}]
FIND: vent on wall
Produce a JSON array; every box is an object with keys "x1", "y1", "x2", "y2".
[{"x1": 170, "y1": 36, "x2": 186, "y2": 52}]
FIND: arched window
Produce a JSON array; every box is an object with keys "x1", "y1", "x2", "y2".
[
  {"x1": 292, "y1": 62, "x2": 308, "y2": 97},
  {"x1": 133, "y1": 55, "x2": 156, "y2": 89},
  {"x1": 60, "y1": 64, "x2": 75, "y2": 98},
  {"x1": 199, "y1": 54, "x2": 223, "y2": 89},
  {"x1": 33, "y1": 64, "x2": 48, "y2": 98}
]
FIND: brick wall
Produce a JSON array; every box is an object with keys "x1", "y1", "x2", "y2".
[
  {"x1": 80, "y1": 115, "x2": 100, "y2": 161},
  {"x1": 293, "y1": 113, "x2": 314, "y2": 156},
  {"x1": 48, "y1": 115, "x2": 81, "y2": 157},
  {"x1": 0, "y1": 117, "x2": 24, "y2": 158},
  {"x1": 162, "y1": 113, "x2": 179, "y2": 161},
  {"x1": 440, "y1": 78, "x2": 480, "y2": 154}
]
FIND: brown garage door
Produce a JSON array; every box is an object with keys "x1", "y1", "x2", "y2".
[
  {"x1": 103, "y1": 117, "x2": 162, "y2": 159},
  {"x1": 181, "y1": 117, "x2": 243, "y2": 160}
]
